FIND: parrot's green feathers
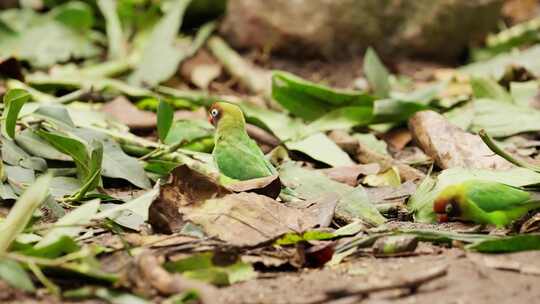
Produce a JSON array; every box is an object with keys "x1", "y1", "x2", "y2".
[
  {"x1": 462, "y1": 180, "x2": 531, "y2": 212},
  {"x1": 434, "y1": 180, "x2": 540, "y2": 227},
  {"x1": 209, "y1": 102, "x2": 277, "y2": 181}
]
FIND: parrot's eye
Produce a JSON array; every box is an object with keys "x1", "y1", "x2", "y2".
[
  {"x1": 445, "y1": 203, "x2": 453, "y2": 214},
  {"x1": 211, "y1": 109, "x2": 219, "y2": 117}
]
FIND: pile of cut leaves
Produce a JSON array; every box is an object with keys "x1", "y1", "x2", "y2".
[{"x1": 2, "y1": 1, "x2": 540, "y2": 303}]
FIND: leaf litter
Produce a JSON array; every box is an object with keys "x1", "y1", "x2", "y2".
[{"x1": 1, "y1": 2, "x2": 540, "y2": 304}]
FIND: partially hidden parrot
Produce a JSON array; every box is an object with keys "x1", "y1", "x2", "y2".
[
  {"x1": 208, "y1": 102, "x2": 277, "y2": 181},
  {"x1": 433, "y1": 180, "x2": 540, "y2": 227}
]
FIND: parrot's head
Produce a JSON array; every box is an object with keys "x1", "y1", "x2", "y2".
[
  {"x1": 433, "y1": 185, "x2": 462, "y2": 223},
  {"x1": 208, "y1": 102, "x2": 245, "y2": 129}
]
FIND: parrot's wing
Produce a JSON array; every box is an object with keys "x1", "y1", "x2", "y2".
[
  {"x1": 245, "y1": 137, "x2": 277, "y2": 175},
  {"x1": 214, "y1": 136, "x2": 274, "y2": 180},
  {"x1": 466, "y1": 181, "x2": 532, "y2": 212}
]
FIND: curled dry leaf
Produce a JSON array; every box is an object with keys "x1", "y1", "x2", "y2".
[
  {"x1": 409, "y1": 110, "x2": 513, "y2": 170},
  {"x1": 319, "y1": 163, "x2": 380, "y2": 186}
]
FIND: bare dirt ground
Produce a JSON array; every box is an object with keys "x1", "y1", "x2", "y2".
[{"x1": 221, "y1": 248, "x2": 540, "y2": 304}]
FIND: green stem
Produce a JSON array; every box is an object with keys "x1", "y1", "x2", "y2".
[{"x1": 479, "y1": 129, "x2": 540, "y2": 172}]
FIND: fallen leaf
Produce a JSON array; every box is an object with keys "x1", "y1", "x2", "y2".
[
  {"x1": 181, "y1": 192, "x2": 320, "y2": 246},
  {"x1": 180, "y1": 49, "x2": 222, "y2": 89},
  {"x1": 409, "y1": 110, "x2": 512, "y2": 170},
  {"x1": 319, "y1": 164, "x2": 380, "y2": 187},
  {"x1": 287, "y1": 132, "x2": 355, "y2": 167},
  {"x1": 101, "y1": 96, "x2": 156, "y2": 129},
  {"x1": 149, "y1": 165, "x2": 230, "y2": 234}
]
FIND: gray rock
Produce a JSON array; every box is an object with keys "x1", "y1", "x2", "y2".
[{"x1": 220, "y1": 0, "x2": 504, "y2": 60}]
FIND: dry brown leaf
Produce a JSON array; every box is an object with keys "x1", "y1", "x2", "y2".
[
  {"x1": 409, "y1": 110, "x2": 513, "y2": 170},
  {"x1": 127, "y1": 252, "x2": 220, "y2": 303},
  {"x1": 382, "y1": 128, "x2": 412, "y2": 151},
  {"x1": 318, "y1": 164, "x2": 380, "y2": 186},
  {"x1": 181, "y1": 192, "x2": 320, "y2": 247},
  {"x1": 101, "y1": 96, "x2": 157, "y2": 129},
  {"x1": 180, "y1": 49, "x2": 222, "y2": 89},
  {"x1": 148, "y1": 165, "x2": 230, "y2": 234}
]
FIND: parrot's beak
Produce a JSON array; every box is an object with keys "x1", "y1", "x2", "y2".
[
  {"x1": 437, "y1": 214, "x2": 449, "y2": 223},
  {"x1": 208, "y1": 115, "x2": 215, "y2": 126}
]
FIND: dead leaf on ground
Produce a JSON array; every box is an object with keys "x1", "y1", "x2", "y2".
[
  {"x1": 180, "y1": 49, "x2": 222, "y2": 89},
  {"x1": 180, "y1": 192, "x2": 320, "y2": 247},
  {"x1": 224, "y1": 174, "x2": 282, "y2": 199},
  {"x1": 382, "y1": 128, "x2": 413, "y2": 151},
  {"x1": 126, "y1": 251, "x2": 220, "y2": 303},
  {"x1": 366, "y1": 181, "x2": 416, "y2": 205},
  {"x1": 409, "y1": 110, "x2": 513, "y2": 170},
  {"x1": 149, "y1": 165, "x2": 231, "y2": 234},
  {"x1": 329, "y1": 130, "x2": 425, "y2": 181},
  {"x1": 319, "y1": 164, "x2": 380, "y2": 186},
  {"x1": 102, "y1": 96, "x2": 157, "y2": 129}
]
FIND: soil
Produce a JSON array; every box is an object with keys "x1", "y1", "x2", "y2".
[{"x1": 221, "y1": 247, "x2": 540, "y2": 304}]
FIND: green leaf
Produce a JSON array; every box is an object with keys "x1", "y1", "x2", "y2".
[
  {"x1": 461, "y1": 44, "x2": 540, "y2": 80},
  {"x1": 510, "y1": 81, "x2": 539, "y2": 107},
  {"x1": 371, "y1": 98, "x2": 429, "y2": 124},
  {"x1": 157, "y1": 100, "x2": 174, "y2": 142},
  {"x1": 36, "y1": 129, "x2": 90, "y2": 179},
  {"x1": 279, "y1": 162, "x2": 385, "y2": 225},
  {"x1": 94, "y1": 185, "x2": 159, "y2": 231},
  {"x1": 471, "y1": 98, "x2": 540, "y2": 137},
  {"x1": 70, "y1": 128, "x2": 151, "y2": 189},
  {"x1": 241, "y1": 102, "x2": 304, "y2": 141},
  {"x1": 2, "y1": 89, "x2": 30, "y2": 139},
  {"x1": 97, "y1": 0, "x2": 126, "y2": 60},
  {"x1": 470, "y1": 77, "x2": 513, "y2": 103},
  {"x1": 22, "y1": 235, "x2": 80, "y2": 259},
  {"x1": 4, "y1": 165, "x2": 35, "y2": 194},
  {"x1": 466, "y1": 234, "x2": 540, "y2": 253},
  {"x1": 163, "y1": 119, "x2": 213, "y2": 145},
  {"x1": 271, "y1": 70, "x2": 373, "y2": 121},
  {"x1": 0, "y1": 259, "x2": 35, "y2": 292},
  {"x1": 129, "y1": 0, "x2": 193, "y2": 86},
  {"x1": 276, "y1": 230, "x2": 336, "y2": 245},
  {"x1": 36, "y1": 199, "x2": 100, "y2": 249},
  {"x1": 0, "y1": 173, "x2": 51, "y2": 253},
  {"x1": 69, "y1": 141, "x2": 103, "y2": 201},
  {"x1": 64, "y1": 287, "x2": 149, "y2": 304},
  {"x1": 286, "y1": 132, "x2": 354, "y2": 167},
  {"x1": 1, "y1": 137, "x2": 47, "y2": 172},
  {"x1": 308, "y1": 106, "x2": 373, "y2": 133},
  {"x1": 52, "y1": 1, "x2": 95, "y2": 31},
  {"x1": 363, "y1": 47, "x2": 390, "y2": 98},
  {"x1": 15, "y1": 129, "x2": 71, "y2": 161},
  {"x1": 165, "y1": 252, "x2": 256, "y2": 286},
  {"x1": 0, "y1": 9, "x2": 99, "y2": 68}
]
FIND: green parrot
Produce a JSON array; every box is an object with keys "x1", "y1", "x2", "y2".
[
  {"x1": 433, "y1": 179, "x2": 540, "y2": 227},
  {"x1": 208, "y1": 102, "x2": 277, "y2": 181}
]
